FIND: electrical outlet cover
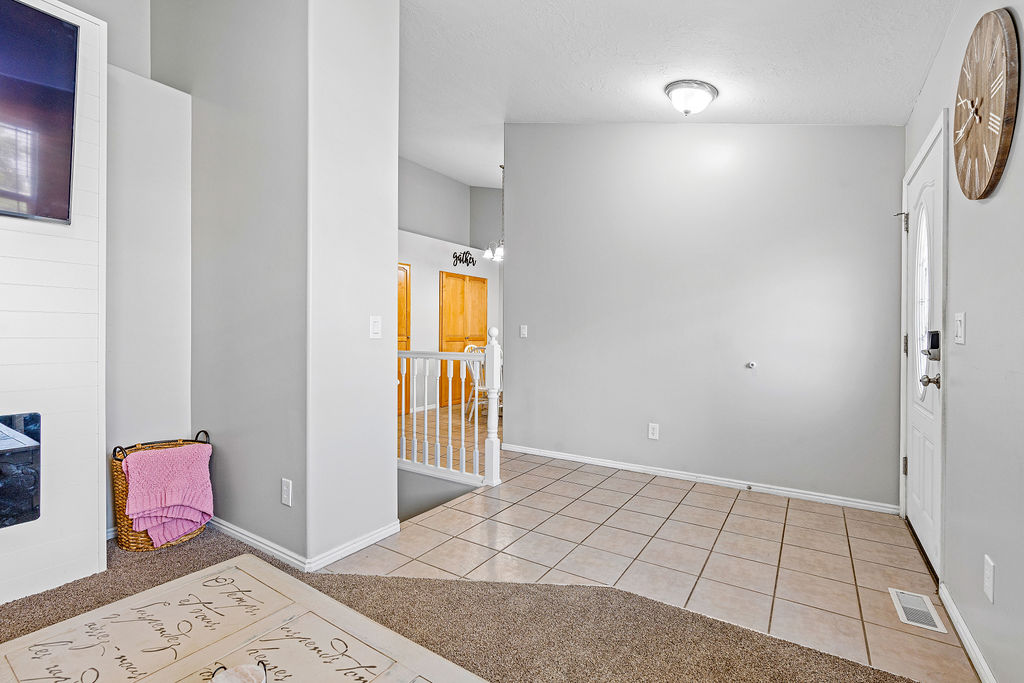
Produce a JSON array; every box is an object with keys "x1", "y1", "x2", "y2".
[{"x1": 647, "y1": 423, "x2": 659, "y2": 440}]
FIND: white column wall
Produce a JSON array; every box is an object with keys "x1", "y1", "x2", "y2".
[{"x1": 0, "y1": 0, "x2": 107, "y2": 603}]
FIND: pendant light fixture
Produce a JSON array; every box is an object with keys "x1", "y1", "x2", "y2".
[
  {"x1": 664, "y1": 79, "x2": 719, "y2": 116},
  {"x1": 483, "y1": 164, "x2": 505, "y2": 262}
]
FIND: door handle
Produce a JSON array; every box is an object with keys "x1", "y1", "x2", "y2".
[{"x1": 919, "y1": 373, "x2": 941, "y2": 389}]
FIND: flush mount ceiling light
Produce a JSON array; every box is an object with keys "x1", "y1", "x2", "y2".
[{"x1": 665, "y1": 79, "x2": 719, "y2": 116}]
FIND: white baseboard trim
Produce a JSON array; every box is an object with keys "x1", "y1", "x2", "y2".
[
  {"x1": 207, "y1": 516, "x2": 401, "y2": 573},
  {"x1": 304, "y1": 520, "x2": 402, "y2": 572},
  {"x1": 939, "y1": 583, "x2": 997, "y2": 683},
  {"x1": 208, "y1": 517, "x2": 309, "y2": 571},
  {"x1": 398, "y1": 459, "x2": 486, "y2": 487},
  {"x1": 502, "y1": 443, "x2": 899, "y2": 514}
]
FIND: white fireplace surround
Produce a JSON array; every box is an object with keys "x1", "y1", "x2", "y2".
[{"x1": 0, "y1": 0, "x2": 108, "y2": 604}]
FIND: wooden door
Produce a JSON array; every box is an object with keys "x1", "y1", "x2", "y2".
[
  {"x1": 397, "y1": 263, "x2": 411, "y2": 415},
  {"x1": 439, "y1": 271, "x2": 487, "y2": 408}
]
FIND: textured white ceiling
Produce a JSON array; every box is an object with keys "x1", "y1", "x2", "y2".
[{"x1": 400, "y1": 0, "x2": 958, "y2": 187}]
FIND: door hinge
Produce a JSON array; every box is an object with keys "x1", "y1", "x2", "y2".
[
  {"x1": 894, "y1": 211, "x2": 909, "y2": 233},
  {"x1": 902, "y1": 456, "x2": 908, "y2": 476},
  {"x1": 903, "y1": 334, "x2": 909, "y2": 355}
]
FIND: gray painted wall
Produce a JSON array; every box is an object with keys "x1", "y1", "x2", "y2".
[
  {"x1": 399, "y1": 157, "x2": 470, "y2": 244},
  {"x1": 504, "y1": 123, "x2": 904, "y2": 505},
  {"x1": 105, "y1": 66, "x2": 191, "y2": 531},
  {"x1": 470, "y1": 186, "x2": 502, "y2": 250},
  {"x1": 69, "y1": 0, "x2": 151, "y2": 76},
  {"x1": 152, "y1": 0, "x2": 310, "y2": 555},
  {"x1": 906, "y1": 3, "x2": 1024, "y2": 677}
]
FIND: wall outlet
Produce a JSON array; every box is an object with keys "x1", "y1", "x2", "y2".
[
  {"x1": 369, "y1": 315, "x2": 383, "y2": 339},
  {"x1": 281, "y1": 478, "x2": 293, "y2": 507},
  {"x1": 519, "y1": 324, "x2": 528, "y2": 338},
  {"x1": 954, "y1": 312, "x2": 966, "y2": 344},
  {"x1": 647, "y1": 423, "x2": 659, "y2": 440},
  {"x1": 984, "y1": 554, "x2": 995, "y2": 603}
]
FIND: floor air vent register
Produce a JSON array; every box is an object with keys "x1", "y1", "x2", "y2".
[{"x1": 888, "y1": 588, "x2": 947, "y2": 633}]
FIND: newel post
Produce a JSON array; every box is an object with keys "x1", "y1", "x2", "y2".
[{"x1": 483, "y1": 327, "x2": 502, "y2": 486}]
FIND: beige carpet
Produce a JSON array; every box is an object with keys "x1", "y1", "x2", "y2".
[{"x1": 0, "y1": 529, "x2": 913, "y2": 683}]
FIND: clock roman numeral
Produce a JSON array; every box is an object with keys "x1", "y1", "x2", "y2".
[
  {"x1": 957, "y1": 144, "x2": 967, "y2": 171},
  {"x1": 965, "y1": 155, "x2": 973, "y2": 186},
  {"x1": 989, "y1": 112, "x2": 1002, "y2": 134},
  {"x1": 991, "y1": 70, "x2": 1006, "y2": 96},
  {"x1": 974, "y1": 158, "x2": 981, "y2": 195},
  {"x1": 984, "y1": 143, "x2": 994, "y2": 171},
  {"x1": 963, "y1": 62, "x2": 973, "y2": 81}
]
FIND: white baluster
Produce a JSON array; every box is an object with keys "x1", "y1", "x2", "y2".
[
  {"x1": 447, "y1": 360, "x2": 454, "y2": 470},
  {"x1": 483, "y1": 327, "x2": 502, "y2": 486},
  {"x1": 411, "y1": 358, "x2": 419, "y2": 464},
  {"x1": 472, "y1": 358, "x2": 480, "y2": 475},
  {"x1": 459, "y1": 361, "x2": 467, "y2": 473},
  {"x1": 434, "y1": 359, "x2": 441, "y2": 467},
  {"x1": 400, "y1": 357, "x2": 407, "y2": 460},
  {"x1": 423, "y1": 357, "x2": 430, "y2": 465}
]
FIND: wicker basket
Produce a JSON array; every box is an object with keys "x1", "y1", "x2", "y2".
[{"x1": 110, "y1": 430, "x2": 211, "y2": 552}]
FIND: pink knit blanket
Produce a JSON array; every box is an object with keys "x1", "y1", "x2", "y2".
[{"x1": 121, "y1": 443, "x2": 213, "y2": 547}]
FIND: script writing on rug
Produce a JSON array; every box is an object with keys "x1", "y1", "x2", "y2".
[
  {"x1": 182, "y1": 612, "x2": 405, "y2": 682},
  {"x1": 4, "y1": 566, "x2": 292, "y2": 681},
  {"x1": 0, "y1": 555, "x2": 482, "y2": 683}
]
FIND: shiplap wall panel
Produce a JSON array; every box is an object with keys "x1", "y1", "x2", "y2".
[
  {"x1": 0, "y1": 231, "x2": 100, "y2": 264},
  {"x1": 0, "y1": 312, "x2": 98, "y2": 338},
  {"x1": 0, "y1": 362, "x2": 98, "y2": 391},
  {"x1": 0, "y1": 258, "x2": 99, "y2": 288},
  {"x1": 0, "y1": 0, "x2": 107, "y2": 603},
  {"x1": 0, "y1": 286, "x2": 99, "y2": 313}
]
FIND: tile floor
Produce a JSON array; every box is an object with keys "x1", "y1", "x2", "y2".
[{"x1": 327, "y1": 451, "x2": 979, "y2": 683}]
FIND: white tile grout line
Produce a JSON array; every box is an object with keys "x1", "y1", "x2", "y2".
[
  {"x1": 845, "y1": 505, "x2": 873, "y2": 666},
  {"x1": 682, "y1": 491, "x2": 741, "y2": 617},
  {"x1": 766, "y1": 498, "x2": 791, "y2": 635}
]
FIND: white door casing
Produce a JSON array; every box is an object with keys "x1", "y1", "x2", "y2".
[{"x1": 900, "y1": 111, "x2": 948, "y2": 576}]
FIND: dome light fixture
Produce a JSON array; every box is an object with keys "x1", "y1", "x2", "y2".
[{"x1": 665, "y1": 79, "x2": 719, "y2": 116}]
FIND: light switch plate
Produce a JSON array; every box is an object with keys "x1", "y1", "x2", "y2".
[
  {"x1": 281, "y1": 478, "x2": 293, "y2": 507},
  {"x1": 984, "y1": 554, "x2": 995, "y2": 603},
  {"x1": 369, "y1": 315, "x2": 383, "y2": 339},
  {"x1": 647, "y1": 423, "x2": 659, "y2": 440},
  {"x1": 520, "y1": 324, "x2": 528, "y2": 339},
  {"x1": 954, "y1": 312, "x2": 966, "y2": 344}
]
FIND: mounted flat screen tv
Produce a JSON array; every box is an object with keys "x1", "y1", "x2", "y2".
[{"x1": 0, "y1": 0, "x2": 78, "y2": 224}]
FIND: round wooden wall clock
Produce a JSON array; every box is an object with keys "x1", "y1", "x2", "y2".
[{"x1": 954, "y1": 9, "x2": 1019, "y2": 200}]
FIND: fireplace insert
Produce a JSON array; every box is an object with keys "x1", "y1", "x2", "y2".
[{"x1": 0, "y1": 413, "x2": 40, "y2": 528}]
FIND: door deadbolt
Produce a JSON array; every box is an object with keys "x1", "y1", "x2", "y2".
[
  {"x1": 919, "y1": 373, "x2": 941, "y2": 389},
  {"x1": 921, "y1": 330, "x2": 941, "y2": 361}
]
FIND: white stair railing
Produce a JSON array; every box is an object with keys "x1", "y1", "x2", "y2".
[{"x1": 397, "y1": 327, "x2": 501, "y2": 486}]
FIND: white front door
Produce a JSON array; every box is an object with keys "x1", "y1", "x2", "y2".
[{"x1": 902, "y1": 113, "x2": 947, "y2": 574}]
